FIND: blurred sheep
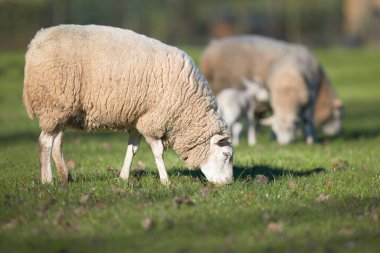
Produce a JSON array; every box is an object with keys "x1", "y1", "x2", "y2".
[
  {"x1": 217, "y1": 77, "x2": 269, "y2": 146},
  {"x1": 201, "y1": 35, "x2": 344, "y2": 145}
]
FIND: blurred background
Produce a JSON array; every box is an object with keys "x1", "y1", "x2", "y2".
[
  {"x1": 0, "y1": 0, "x2": 379, "y2": 143},
  {"x1": 1, "y1": 0, "x2": 380, "y2": 50}
]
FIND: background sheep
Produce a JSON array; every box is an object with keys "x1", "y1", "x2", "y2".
[
  {"x1": 260, "y1": 54, "x2": 317, "y2": 144},
  {"x1": 23, "y1": 24, "x2": 234, "y2": 185},
  {"x1": 200, "y1": 35, "x2": 344, "y2": 144},
  {"x1": 217, "y1": 78, "x2": 269, "y2": 146}
]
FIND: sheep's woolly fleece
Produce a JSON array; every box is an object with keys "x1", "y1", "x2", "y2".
[
  {"x1": 200, "y1": 35, "x2": 339, "y2": 125},
  {"x1": 23, "y1": 24, "x2": 228, "y2": 168}
]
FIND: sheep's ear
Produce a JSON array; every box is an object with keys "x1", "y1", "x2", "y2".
[
  {"x1": 260, "y1": 116, "x2": 274, "y2": 126},
  {"x1": 253, "y1": 76, "x2": 263, "y2": 85},
  {"x1": 241, "y1": 78, "x2": 258, "y2": 90},
  {"x1": 241, "y1": 78, "x2": 251, "y2": 89},
  {"x1": 211, "y1": 134, "x2": 230, "y2": 144},
  {"x1": 334, "y1": 99, "x2": 343, "y2": 108}
]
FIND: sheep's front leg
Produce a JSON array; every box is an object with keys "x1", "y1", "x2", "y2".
[
  {"x1": 303, "y1": 108, "x2": 316, "y2": 145},
  {"x1": 39, "y1": 131, "x2": 56, "y2": 184},
  {"x1": 247, "y1": 109, "x2": 257, "y2": 146},
  {"x1": 231, "y1": 122, "x2": 243, "y2": 146},
  {"x1": 52, "y1": 131, "x2": 73, "y2": 182},
  {"x1": 120, "y1": 129, "x2": 142, "y2": 181},
  {"x1": 145, "y1": 137, "x2": 170, "y2": 186}
]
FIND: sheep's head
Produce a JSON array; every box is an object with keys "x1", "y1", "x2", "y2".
[
  {"x1": 200, "y1": 134, "x2": 234, "y2": 185},
  {"x1": 322, "y1": 99, "x2": 344, "y2": 136},
  {"x1": 261, "y1": 115, "x2": 296, "y2": 145},
  {"x1": 241, "y1": 77, "x2": 270, "y2": 102}
]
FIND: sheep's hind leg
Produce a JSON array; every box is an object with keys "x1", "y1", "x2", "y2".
[
  {"x1": 231, "y1": 122, "x2": 243, "y2": 146},
  {"x1": 39, "y1": 131, "x2": 56, "y2": 184},
  {"x1": 303, "y1": 108, "x2": 317, "y2": 145},
  {"x1": 120, "y1": 129, "x2": 142, "y2": 181},
  {"x1": 145, "y1": 137, "x2": 170, "y2": 186},
  {"x1": 52, "y1": 131, "x2": 73, "y2": 183}
]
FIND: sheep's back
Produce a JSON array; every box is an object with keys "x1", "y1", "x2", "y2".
[
  {"x1": 200, "y1": 35, "x2": 313, "y2": 95},
  {"x1": 24, "y1": 25, "x2": 184, "y2": 132}
]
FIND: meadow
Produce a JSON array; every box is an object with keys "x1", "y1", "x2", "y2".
[{"x1": 0, "y1": 47, "x2": 379, "y2": 253}]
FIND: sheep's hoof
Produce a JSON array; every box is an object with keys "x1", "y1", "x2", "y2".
[
  {"x1": 161, "y1": 179, "x2": 171, "y2": 187},
  {"x1": 119, "y1": 173, "x2": 129, "y2": 181},
  {"x1": 40, "y1": 178, "x2": 53, "y2": 184},
  {"x1": 118, "y1": 177, "x2": 132, "y2": 187},
  {"x1": 306, "y1": 136, "x2": 314, "y2": 145}
]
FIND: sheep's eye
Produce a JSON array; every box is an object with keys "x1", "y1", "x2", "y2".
[{"x1": 223, "y1": 152, "x2": 229, "y2": 158}]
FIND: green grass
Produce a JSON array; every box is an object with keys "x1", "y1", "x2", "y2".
[{"x1": 1, "y1": 47, "x2": 380, "y2": 253}]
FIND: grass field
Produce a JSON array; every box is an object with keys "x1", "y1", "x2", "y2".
[{"x1": 0, "y1": 47, "x2": 379, "y2": 253}]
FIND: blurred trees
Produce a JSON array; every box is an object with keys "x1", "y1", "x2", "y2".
[
  {"x1": 0, "y1": 0, "x2": 379, "y2": 50},
  {"x1": 343, "y1": 0, "x2": 380, "y2": 46},
  {"x1": 0, "y1": 0, "x2": 47, "y2": 49}
]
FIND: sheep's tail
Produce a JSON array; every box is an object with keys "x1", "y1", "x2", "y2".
[
  {"x1": 22, "y1": 64, "x2": 35, "y2": 119},
  {"x1": 22, "y1": 87, "x2": 35, "y2": 120}
]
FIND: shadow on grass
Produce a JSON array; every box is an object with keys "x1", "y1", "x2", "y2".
[
  {"x1": 71, "y1": 169, "x2": 154, "y2": 183},
  {"x1": 34, "y1": 164, "x2": 324, "y2": 185},
  {"x1": 63, "y1": 173, "x2": 114, "y2": 183},
  {"x1": 233, "y1": 165, "x2": 325, "y2": 181},
  {"x1": 171, "y1": 165, "x2": 325, "y2": 183}
]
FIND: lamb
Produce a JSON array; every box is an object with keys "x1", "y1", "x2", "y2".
[
  {"x1": 216, "y1": 78, "x2": 269, "y2": 146},
  {"x1": 23, "y1": 24, "x2": 234, "y2": 185},
  {"x1": 200, "y1": 35, "x2": 344, "y2": 144}
]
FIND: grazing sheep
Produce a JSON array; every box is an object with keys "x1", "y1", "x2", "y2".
[
  {"x1": 260, "y1": 54, "x2": 316, "y2": 144},
  {"x1": 23, "y1": 25, "x2": 234, "y2": 185},
  {"x1": 200, "y1": 35, "x2": 344, "y2": 144},
  {"x1": 217, "y1": 78, "x2": 269, "y2": 146}
]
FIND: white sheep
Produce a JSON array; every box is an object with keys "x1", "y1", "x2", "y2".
[
  {"x1": 23, "y1": 25, "x2": 234, "y2": 185},
  {"x1": 200, "y1": 35, "x2": 344, "y2": 145},
  {"x1": 217, "y1": 78, "x2": 269, "y2": 146}
]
